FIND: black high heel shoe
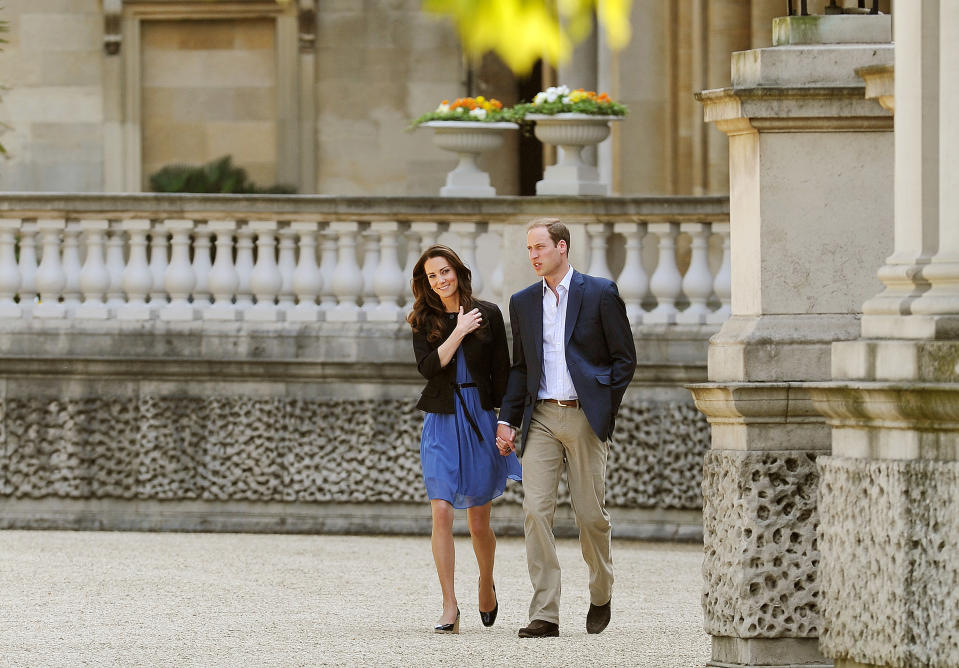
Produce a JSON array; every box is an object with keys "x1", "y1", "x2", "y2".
[
  {"x1": 480, "y1": 584, "x2": 498, "y2": 628},
  {"x1": 434, "y1": 608, "x2": 460, "y2": 634}
]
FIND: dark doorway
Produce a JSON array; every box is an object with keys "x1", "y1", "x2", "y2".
[{"x1": 516, "y1": 61, "x2": 544, "y2": 197}]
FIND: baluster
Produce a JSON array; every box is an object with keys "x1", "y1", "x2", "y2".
[
  {"x1": 707, "y1": 221, "x2": 732, "y2": 324},
  {"x1": 360, "y1": 229, "x2": 379, "y2": 312},
  {"x1": 411, "y1": 221, "x2": 440, "y2": 249},
  {"x1": 677, "y1": 222, "x2": 713, "y2": 324},
  {"x1": 204, "y1": 220, "x2": 239, "y2": 321},
  {"x1": 586, "y1": 222, "x2": 614, "y2": 280},
  {"x1": 613, "y1": 221, "x2": 648, "y2": 325},
  {"x1": 117, "y1": 219, "x2": 153, "y2": 320},
  {"x1": 191, "y1": 223, "x2": 213, "y2": 310},
  {"x1": 18, "y1": 221, "x2": 39, "y2": 313},
  {"x1": 369, "y1": 221, "x2": 405, "y2": 321},
  {"x1": 488, "y1": 223, "x2": 505, "y2": 307},
  {"x1": 33, "y1": 218, "x2": 67, "y2": 319},
  {"x1": 288, "y1": 222, "x2": 322, "y2": 322},
  {"x1": 402, "y1": 229, "x2": 421, "y2": 309},
  {"x1": 326, "y1": 221, "x2": 364, "y2": 321},
  {"x1": 277, "y1": 226, "x2": 297, "y2": 310},
  {"x1": 234, "y1": 223, "x2": 255, "y2": 310},
  {"x1": 0, "y1": 219, "x2": 22, "y2": 318},
  {"x1": 248, "y1": 220, "x2": 282, "y2": 321},
  {"x1": 451, "y1": 222, "x2": 484, "y2": 296},
  {"x1": 105, "y1": 222, "x2": 126, "y2": 309},
  {"x1": 148, "y1": 221, "x2": 169, "y2": 306},
  {"x1": 61, "y1": 223, "x2": 82, "y2": 311},
  {"x1": 318, "y1": 228, "x2": 338, "y2": 311},
  {"x1": 76, "y1": 219, "x2": 111, "y2": 319},
  {"x1": 646, "y1": 222, "x2": 683, "y2": 324},
  {"x1": 160, "y1": 219, "x2": 197, "y2": 321}
]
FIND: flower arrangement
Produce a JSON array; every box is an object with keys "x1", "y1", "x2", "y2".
[
  {"x1": 409, "y1": 96, "x2": 515, "y2": 127},
  {"x1": 513, "y1": 85, "x2": 627, "y2": 118}
]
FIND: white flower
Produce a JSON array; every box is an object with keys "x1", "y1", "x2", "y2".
[
  {"x1": 533, "y1": 92, "x2": 547, "y2": 105},
  {"x1": 469, "y1": 107, "x2": 487, "y2": 120},
  {"x1": 436, "y1": 102, "x2": 450, "y2": 112},
  {"x1": 561, "y1": 96, "x2": 571, "y2": 104},
  {"x1": 543, "y1": 85, "x2": 570, "y2": 103}
]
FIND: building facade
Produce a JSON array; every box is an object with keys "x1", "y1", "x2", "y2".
[{"x1": 0, "y1": 0, "x2": 865, "y2": 197}]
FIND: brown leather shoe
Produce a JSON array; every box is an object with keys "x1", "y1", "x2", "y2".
[
  {"x1": 586, "y1": 598, "x2": 611, "y2": 634},
  {"x1": 518, "y1": 619, "x2": 559, "y2": 638}
]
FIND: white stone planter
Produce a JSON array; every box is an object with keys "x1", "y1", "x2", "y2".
[
  {"x1": 526, "y1": 113, "x2": 623, "y2": 196},
  {"x1": 421, "y1": 121, "x2": 518, "y2": 197}
]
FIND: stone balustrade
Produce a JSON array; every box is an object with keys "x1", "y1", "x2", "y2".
[
  {"x1": 0, "y1": 194, "x2": 727, "y2": 538},
  {"x1": 0, "y1": 194, "x2": 730, "y2": 326}
]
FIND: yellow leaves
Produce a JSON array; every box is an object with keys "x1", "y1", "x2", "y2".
[
  {"x1": 270, "y1": 0, "x2": 632, "y2": 76},
  {"x1": 423, "y1": 0, "x2": 633, "y2": 75}
]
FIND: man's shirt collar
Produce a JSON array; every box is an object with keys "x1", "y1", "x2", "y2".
[{"x1": 542, "y1": 265, "x2": 574, "y2": 295}]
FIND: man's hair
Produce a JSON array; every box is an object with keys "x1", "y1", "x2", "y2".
[{"x1": 526, "y1": 217, "x2": 570, "y2": 253}]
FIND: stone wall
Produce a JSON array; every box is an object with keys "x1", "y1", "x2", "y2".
[
  {"x1": 701, "y1": 450, "x2": 821, "y2": 639},
  {"x1": 0, "y1": 0, "x2": 106, "y2": 191},
  {"x1": 0, "y1": 321, "x2": 712, "y2": 538},
  {"x1": 818, "y1": 456, "x2": 959, "y2": 667},
  {"x1": 0, "y1": 0, "x2": 800, "y2": 196},
  {"x1": 140, "y1": 17, "x2": 279, "y2": 190}
]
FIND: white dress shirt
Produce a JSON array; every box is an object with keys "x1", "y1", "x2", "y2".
[{"x1": 538, "y1": 266, "x2": 577, "y2": 401}]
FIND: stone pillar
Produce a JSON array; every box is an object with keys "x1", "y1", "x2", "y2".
[
  {"x1": 808, "y1": 3, "x2": 959, "y2": 667},
  {"x1": 689, "y1": 15, "x2": 893, "y2": 668}
]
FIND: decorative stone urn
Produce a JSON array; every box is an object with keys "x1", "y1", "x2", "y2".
[
  {"x1": 526, "y1": 113, "x2": 622, "y2": 196},
  {"x1": 421, "y1": 120, "x2": 517, "y2": 197}
]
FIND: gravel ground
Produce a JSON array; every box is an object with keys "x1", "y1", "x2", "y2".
[{"x1": 0, "y1": 531, "x2": 708, "y2": 667}]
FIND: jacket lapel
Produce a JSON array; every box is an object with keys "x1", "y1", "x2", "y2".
[
  {"x1": 565, "y1": 270, "x2": 584, "y2": 346},
  {"x1": 530, "y1": 285, "x2": 544, "y2": 368}
]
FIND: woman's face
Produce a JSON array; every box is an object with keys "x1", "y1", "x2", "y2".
[{"x1": 424, "y1": 255, "x2": 459, "y2": 304}]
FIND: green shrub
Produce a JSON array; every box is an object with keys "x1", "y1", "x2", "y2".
[{"x1": 148, "y1": 155, "x2": 296, "y2": 194}]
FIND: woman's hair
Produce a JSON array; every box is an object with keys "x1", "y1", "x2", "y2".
[{"x1": 407, "y1": 244, "x2": 485, "y2": 342}]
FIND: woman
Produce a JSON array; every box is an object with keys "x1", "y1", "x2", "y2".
[{"x1": 408, "y1": 245, "x2": 522, "y2": 634}]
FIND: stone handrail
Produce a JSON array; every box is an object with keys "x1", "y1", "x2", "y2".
[{"x1": 0, "y1": 193, "x2": 730, "y2": 326}]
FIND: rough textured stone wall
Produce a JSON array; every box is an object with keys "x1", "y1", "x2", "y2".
[
  {"x1": 819, "y1": 456, "x2": 959, "y2": 668},
  {"x1": 0, "y1": 396, "x2": 709, "y2": 510},
  {"x1": 701, "y1": 450, "x2": 822, "y2": 638}
]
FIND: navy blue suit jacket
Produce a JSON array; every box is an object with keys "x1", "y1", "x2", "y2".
[{"x1": 499, "y1": 270, "x2": 637, "y2": 454}]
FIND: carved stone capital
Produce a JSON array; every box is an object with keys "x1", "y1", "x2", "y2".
[
  {"x1": 298, "y1": 0, "x2": 317, "y2": 53},
  {"x1": 104, "y1": 0, "x2": 123, "y2": 55}
]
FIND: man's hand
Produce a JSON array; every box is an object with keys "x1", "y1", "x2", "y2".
[{"x1": 495, "y1": 423, "x2": 516, "y2": 455}]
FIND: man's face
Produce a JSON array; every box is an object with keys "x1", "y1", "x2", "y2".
[{"x1": 527, "y1": 226, "x2": 566, "y2": 278}]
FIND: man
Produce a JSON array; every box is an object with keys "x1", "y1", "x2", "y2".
[{"x1": 496, "y1": 218, "x2": 637, "y2": 638}]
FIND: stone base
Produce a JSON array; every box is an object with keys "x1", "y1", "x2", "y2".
[
  {"x1": 818, "y1": 457, "x2": 959, "y2": 667},
  {"x1": 833, "y1": 338, "x2": 959, "y2": 382},
  {"x1": 710, "y1": 637, "x2": 831, "y2": 667},
  {"x1": 701, "y1": 450, "x2": 823, "y2": 641},
  {"x1": 0, "y1": 497, "x2": 702, "y2": 540},
  {"x1": 860, "y1": 313, "x2": 959, "y2": 341},
  {"x1": 440, "y1": 183, "x2": 496, "y2": 197},
  {"x1": 535, "y1": 165, "x2": 607, "y2": 196},
  {"x1": 708, "y1": 315, "x2": 863, "y2": 382},
  {"x1": 772, "y1": 15, "x2": 892, "y2": 48}
]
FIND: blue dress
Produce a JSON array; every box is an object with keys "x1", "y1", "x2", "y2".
[{"x1": 420, "y1": 348, "x2": 522, "y2": 509}]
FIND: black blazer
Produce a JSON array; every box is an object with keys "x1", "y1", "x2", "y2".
[
  {"x1": 412, "y1": 300, "x2": 510, "y2": 413},
  {"x1": 499, "y1": 270, "x2": 637, "y2": 451}
]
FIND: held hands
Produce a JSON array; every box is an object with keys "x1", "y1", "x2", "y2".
[
  {"x1": 495, "y1": 423, "x2": 516, "y2": 456},
  {"x1": 454, "y1": 306, "x2": 483, "y2": 337}
]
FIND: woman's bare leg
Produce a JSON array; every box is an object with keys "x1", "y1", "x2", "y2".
[
  {"x1": 467, "y1": 502, "x2": 497, "y2": 612},
  {"x1": 431, "y1": 499, "x2": 458, "y2": 623}
]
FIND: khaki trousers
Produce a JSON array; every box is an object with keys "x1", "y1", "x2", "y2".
[{"x1": 522, "y1": 401, "x2": 612, "y2": 624}]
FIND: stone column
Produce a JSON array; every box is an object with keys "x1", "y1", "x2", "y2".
[
  {"x1": 689, "y1": 15, "x2": 893, "y2": 668},
  {"x1": 808, "y1": 3, "x2": 959, "y2": 667}
]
